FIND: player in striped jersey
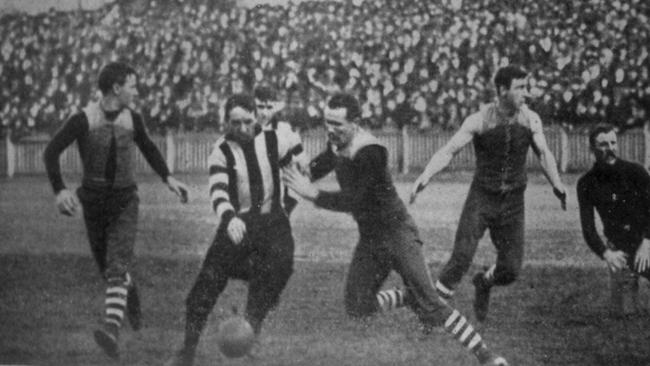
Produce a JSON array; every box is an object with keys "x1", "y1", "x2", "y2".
[
  {"x1": 166, "y1": 94, "x2": 303, "y2": 366},
  {"x1": 254, "y1": 86, "x2": 309, "y2": 214},
  {"x1": 284, "y1": 93, "x2": 508, "y2": 365}
]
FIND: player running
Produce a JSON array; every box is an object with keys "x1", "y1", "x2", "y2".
[{"x1": 284, "y1": 93, "x2": 508, "y2": 365}]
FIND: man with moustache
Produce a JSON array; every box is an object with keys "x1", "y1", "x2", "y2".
[{"x1": 577, "y1": 123, "x2": 650, "y2": 315}]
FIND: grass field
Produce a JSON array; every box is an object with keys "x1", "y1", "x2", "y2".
[{"x1": 1, "y1": 173, "x2": 650, "y2": 366}]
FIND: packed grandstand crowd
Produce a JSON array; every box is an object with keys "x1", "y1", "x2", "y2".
[{"x1": 0, "y1": 0, "x2": 648, "y2": 137}]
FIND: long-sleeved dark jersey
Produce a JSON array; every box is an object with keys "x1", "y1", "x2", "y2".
[
  {"x1": 577, "y1": 159, "x2": 650, "y2": 258},
  {"x1": 309, "y1": 130, "x2": 413, "y2": 234},
  {"x1": 44, "y1": 102, "x2": 169, "y2": 192}
]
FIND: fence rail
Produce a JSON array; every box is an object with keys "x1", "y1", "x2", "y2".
[{"x1": 3, "y1": 127, "x2": 647, "y2": 177}]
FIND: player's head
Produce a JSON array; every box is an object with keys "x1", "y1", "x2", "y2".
[
  {"x1": 224, "y1": 94, "x2": 258, "y2": 142},
  {"x1": 254, "y1": 86, "x2": 278, "y2": 126},
  {"x1": 324, "y1": 93, "x2": 362, "y2": 148},
  {"x1": 589, "y1": 123, "x2": 618, "y2": 165},
  {"x1": 98, "y1": 62, "x2": 138, "y2": 107},
  {"x1": 494, "y1": 65, "x2": 528, "y2": 110}
]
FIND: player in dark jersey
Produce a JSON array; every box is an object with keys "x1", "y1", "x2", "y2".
[
  {"x1": 410, "y1": 65, "x2": 567, "y2": 322},
  {"x1": 284, "y1": 93, "x2": 508, "y2": 365},
  {"x1": 577, "y1": 123, "x2": 650, "y2": 315},
  {"x1": 43, "y1": 62, "x2": 188, "y2": 359},
  {"x1": 165, "y1": 93, "x2": 304, "y2": 366}
]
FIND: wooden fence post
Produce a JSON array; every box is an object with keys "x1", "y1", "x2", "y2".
[
  {"x1": 6, "y1": 130, "x2": 15, "y2": 178},
  {"x1": 166, "y1": 130, "x2": 175, "y2": 174},
  {"x1": 643, "y1": 122, "x2": 650, "y2": 169},
  {"x1": 560, "y1": 127, "x2": 569, "y2": 173},
  {"x1": 401, "y1": 126, "x2": 410, "y2": 175}
]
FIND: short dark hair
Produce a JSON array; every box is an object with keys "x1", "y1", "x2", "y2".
[
  {"x1": 254, "y1": 86, "x2": 277, "y2": 102},
  {"x1": 494, "y1": 65, "x2": 528, "y2": 94},
  {"x1": 98, "y1": 62, "x2": 137, "y2": 95},
  {"x1": 327, "y1": 93, "x2": 361, "y2": 121},
  {"x1": 589, "y1": 123, "x2": 616, "y2": 147},
  {"x1": 224, "y1": 94, "x2": 256, "y2": 122}
]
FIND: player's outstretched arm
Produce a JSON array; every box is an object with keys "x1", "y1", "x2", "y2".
[
  {"x1": 530, "y1": 115, "x2": 567, "y2": 210},
  {"x1": 409, "y1": 115, "x2": 477, "y2": 204},
  {"x1": 132, "y1": 112, "x2": 189, "y2": 203}
]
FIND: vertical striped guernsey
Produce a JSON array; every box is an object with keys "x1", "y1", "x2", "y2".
[{"x1": 208, "y1": 124, "x2": 303, "y2": 226}]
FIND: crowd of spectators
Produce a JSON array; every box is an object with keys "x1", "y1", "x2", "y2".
[{"x1": 0, "y1": 0, "x2": 648, "y2": 138}]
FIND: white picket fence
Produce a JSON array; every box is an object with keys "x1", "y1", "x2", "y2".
[{"x1": 2, "y1": 127, "x2": 648, "y2": 177}]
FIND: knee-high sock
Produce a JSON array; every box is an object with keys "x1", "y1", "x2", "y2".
[
  {"x1": 435, "y1": 280, "x2": 455, "y2": 300},
  {"x1": 104, "y1": 279, "x2": 128, "y2": 332},
  {"x1": 376, "y1": 288, "x2": 407, "y2": 312},
  {"x1": 443, "y1": 309, "x2": 494, "y2": 364}
]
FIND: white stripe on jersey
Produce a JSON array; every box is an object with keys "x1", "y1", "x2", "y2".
[{"x1": 208, "y1": 127, "x2": 302, "y2": 218}]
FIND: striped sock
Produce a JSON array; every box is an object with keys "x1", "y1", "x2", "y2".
[
  {"x1": 443, "y1": 309, "x2": 492, "y2": 363},
  {"x1": 435, "y1": 280, "x2": 454, "y2": 300},
  {"x1": 105, "y1": 281, "x2": 128, "y2": 330},
  {"x1": 376, "y1": 288, "x2": 406, "y2": 312}
]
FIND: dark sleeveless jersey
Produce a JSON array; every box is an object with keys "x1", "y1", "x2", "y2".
[{"x1": 471, "y1": 103, "x2": 537, "y2": 193}]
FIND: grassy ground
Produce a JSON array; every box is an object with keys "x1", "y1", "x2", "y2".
[{"x1": 1, "y1": 173, "x2": 650, "y2": 366}]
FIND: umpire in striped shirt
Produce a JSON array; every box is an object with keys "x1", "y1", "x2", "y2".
[{"x1": 168, "y1": 93, "x2": 304, "y2": 366}]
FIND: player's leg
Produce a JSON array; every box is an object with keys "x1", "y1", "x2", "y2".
[
  {"x1": 344, "y1": 237, "x2": 392, "y2": 318},
  {"x1": 392, "y1": 233, "x2": 507, "y2": 366},
  {"x1": 177, "y1": 230, "x2": 248, "y2": 363},
  {"x1": 94, "y1": 190, "x2": 139, "y2": 359},
  {"x1": 473, "y1": 191, "x2": 525, "y2": 321},
  {"x1": 635, "y1": 263, "x2": 650, "y2": 315},
  {"x1": 77, "y1": 187, "x2": 108, "y2": 273},
  {"x1": 609, "y1": 253, "x2": 647, "y2": 317},
  {"x1": 437, "y1": 186, "x2": 489, "y2": 300},
  {"x1": 245, "y1": 216, "x2": 295, "y2": 334}
]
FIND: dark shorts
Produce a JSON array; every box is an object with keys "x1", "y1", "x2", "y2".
[
  {"x1": 346, "y1": 219, "x2": 452, "y2": 326},
  {"x1": 439, "y1": 183, "x2": 526, "y2": 288},
  {"x1": 188, "y1": 212, "x2": 295, "y2": 332},
  {"x1": 77, "y1": 185, "x2": 139, "y2": 281}
]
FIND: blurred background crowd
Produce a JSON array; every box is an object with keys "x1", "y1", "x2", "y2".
[{"x1": 0, "y1": 0, "x2": 648, "y2": 138}]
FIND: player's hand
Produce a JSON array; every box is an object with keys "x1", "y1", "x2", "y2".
[
  {"x1": 553, "y1": 184, "x2": 567, "y2": 211},
  {"x1": 283, "y1": 165, "x2": 318, "y2": 201},
  {"x1": 604, "y1": 249, "x2": 628, "y2": 273},
  {"x1": 294, "y1": 158, "x2": 312, "y2": 180},
  {"x1": 166, "y1": 176, "x2": 189, "y2": 203},
  {"x1": 227, "y1": 217, "x2": 247, "y2": 245},
  {"x1": 409, "y1": 175, "x2": 429, "y2": 205},
  {"x1": 55, "y1": 189, "x2": 79, "y2": 216},
  {"x1": 634, "y1": 239, "x2": 650, "y2": 273}
]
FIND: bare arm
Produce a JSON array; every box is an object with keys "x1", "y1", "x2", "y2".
[
  {"x1": 530, "y1": 118, "x2": 562, "y2": 189},
  {"x1": 529, "y1": 114, "x2": 567, "y2": 209},
  {"x1": 409, "y1": 114, "x2": 479, "y2": 203}
]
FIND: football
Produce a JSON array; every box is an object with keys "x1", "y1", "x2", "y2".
[{"x1": 216, "y1": 316, "x2": 256, "y2": 358}]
